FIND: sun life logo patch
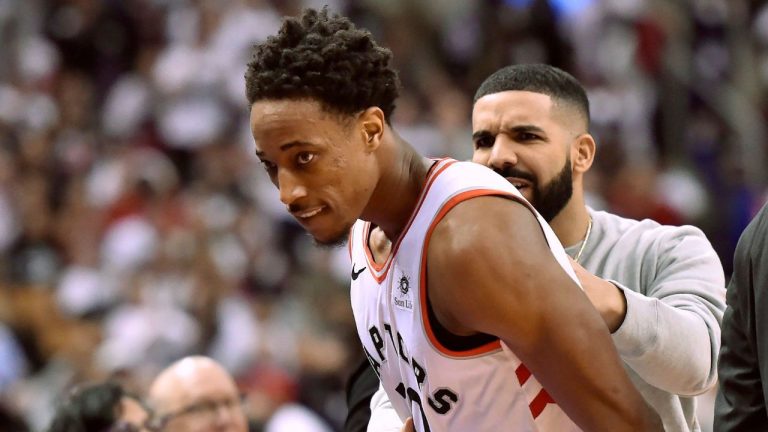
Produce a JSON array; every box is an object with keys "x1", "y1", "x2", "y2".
[
  {"x1": 394, "y1": 272, "x2": 413, "y2": 311},
  {"x1": 399, "y1": 275, "x2": 409, "y2": 294}
]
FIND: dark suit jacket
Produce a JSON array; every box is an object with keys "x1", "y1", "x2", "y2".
[
  {"x1": 716, "y1": 202, "x2": 768, "y2": 431},
  {"x1": 345, "y1": 357, "x2": 379, "y2": 432}
]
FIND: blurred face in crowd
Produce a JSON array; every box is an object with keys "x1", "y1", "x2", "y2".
[
  {"x1": 149, "y1": 358, "x2": 248, "y2": 432},
  {"x1": 114, "y1": 395, "x2": 151, "y2": 431},
  {"x1": 250, "y1": 99, "x2": 381, "y2": 246},
  {"x1": 51, "y1": 383, "x2": 153, "y2": 432},
  {"x1": 472, "y1": 91, "x2": 583, "y2": 222}
]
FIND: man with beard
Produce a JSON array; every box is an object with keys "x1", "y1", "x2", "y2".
[
  {"x1": 365, "y1": 64, "x2": 726, "y2": 431},
  {"x1": 247, "y1": 9, "x2": 660, "y2": 432}
]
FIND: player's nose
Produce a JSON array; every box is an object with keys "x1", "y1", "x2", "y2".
[{"x1": 278, "y1": 169, "x2": 308, "y2": 206}]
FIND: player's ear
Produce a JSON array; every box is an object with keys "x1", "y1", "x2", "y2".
[
  {"x1": 572, "y1": 133, "x2": 595, "y2": 174},
  {"x1": 359, "y1": 107, "x2": 385, "y2": 152}
]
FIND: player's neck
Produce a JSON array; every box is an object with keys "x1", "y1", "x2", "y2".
[
  {"x1": 363, "y1": 136, "x2": 432, "y2": 242},
  {"x1": 548, "y1": 191, "x2": 590, "y2": 248},
  {"x1": 367, "y1": 226, "x2": 392, "y2": 264}
]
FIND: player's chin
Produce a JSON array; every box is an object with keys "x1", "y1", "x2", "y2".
[
  {"x1": 312, "y1": 232, "x2": 348, "y2": 249},
  {"x1": 310, "y1": 225, "x2": 351, "y2": 249}
]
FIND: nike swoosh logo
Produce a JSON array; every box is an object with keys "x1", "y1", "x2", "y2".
[{"x1": 351, "y1": 264, "x2": 366, "y2": 280}]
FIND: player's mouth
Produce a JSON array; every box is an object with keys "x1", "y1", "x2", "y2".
[{"x1": 292, "y1": 205, "x2": 326, "y2": 220}]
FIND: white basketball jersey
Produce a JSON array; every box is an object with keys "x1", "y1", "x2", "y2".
[{"x1": 349, "y1": 159, "x2": 583, "y2": 432}]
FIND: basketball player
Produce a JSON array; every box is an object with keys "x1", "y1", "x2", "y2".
[
  {"x1": 368, "y1": 65, "x2": 726, "y2": 431},
  {"x1": 245, "y1": 8, "x2": 661, "y2": 432},
  {"x1": 716, "y1": 201, "x2": 768, "y2": 430}
]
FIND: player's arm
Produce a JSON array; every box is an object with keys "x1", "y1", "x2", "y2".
[{"x1": 427, "y1": 196, "x2": 661, "y2": 431}]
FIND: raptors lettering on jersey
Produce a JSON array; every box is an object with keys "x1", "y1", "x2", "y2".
[
  {"x1": 349, "y1": 159, "x2": 583, "y2": 431},
  {"x1": 364, "y1": 321, "x2": 459, "y2": 430}
]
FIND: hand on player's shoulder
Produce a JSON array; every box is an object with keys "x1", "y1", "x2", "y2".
[{"x1": 568, "y1": 257, "x2": 627, "y2": 332}]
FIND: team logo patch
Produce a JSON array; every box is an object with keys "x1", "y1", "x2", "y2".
[{"x1": 393, "y1": 272, "x2": 413, "y2": 311}]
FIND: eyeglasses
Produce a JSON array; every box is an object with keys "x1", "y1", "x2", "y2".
[{"x1": 146, "y1": 394, "x2": 246, "y2": 431}]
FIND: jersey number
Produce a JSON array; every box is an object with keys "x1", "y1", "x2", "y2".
[
  {"x1": 395, "y1": 382, "x2": 431, "y2": 432},
  {"x1": 394, "y1": 383, "x2": 459, "y2": 431}
]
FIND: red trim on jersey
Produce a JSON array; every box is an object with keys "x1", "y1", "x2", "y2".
[
  {"x1": 420, "y1": 188, "x2": 533, "y2": 358},
  {"x1": 515, "y1": 364, "x2": 532, "y2": 385},
  {"x1": 362, "y1": 158, "x2": 456, "y2": 284},
  {"x1": 530, "y1": 389, "x2": 555, "y2": 419}
]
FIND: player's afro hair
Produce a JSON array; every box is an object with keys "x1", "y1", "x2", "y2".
[{"x1": 245, "y1": 7, "x2": 400, "y2": 122}]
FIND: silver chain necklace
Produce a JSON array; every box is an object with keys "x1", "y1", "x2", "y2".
[{"x1": 573, "y1": 217, "x2": 593, "y2": 264}]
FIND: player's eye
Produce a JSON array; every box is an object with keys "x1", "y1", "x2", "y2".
[{"x1": 297, "y1": 152, "x2": 315, "y2": 165}]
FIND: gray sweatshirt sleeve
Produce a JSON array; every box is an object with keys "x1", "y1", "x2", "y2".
[{"x1": 609, "y1": 225, "x2": 726, "y2": 396}]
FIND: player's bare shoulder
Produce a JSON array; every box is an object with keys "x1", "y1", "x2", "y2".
[
  {"x1": 429, "y1": 194, "x2": 538, "y2": 264},
  {"x1": 426, "y1": 195, "x2": 542, "y2": 336}
]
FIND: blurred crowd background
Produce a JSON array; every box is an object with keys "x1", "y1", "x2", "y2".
[{"x1": 0, "y1": 0, "x2": 767, "y2": 430}]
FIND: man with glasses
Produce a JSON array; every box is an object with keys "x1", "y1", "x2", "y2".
[{"x1": 147, "y1": 356, "x2": 247, "y2": 432}]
